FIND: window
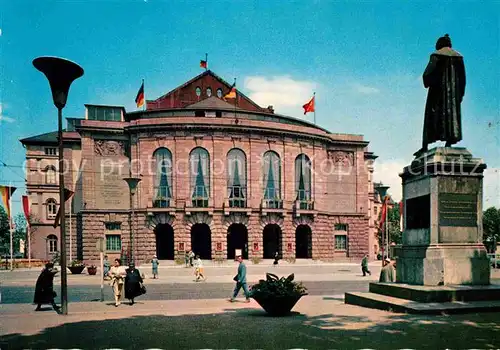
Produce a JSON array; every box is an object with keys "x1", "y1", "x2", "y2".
[
  {"x1": 216, "y1": 88, "x2": 223, "y2": 98},
  {"x1": 47, "y1": 234, "x2": 58, "y2": 253},
  {"x1": 334, "y1": 223, "x2": 348, "y2": 231},
  {"x1": 44, "y1": 148, "x2": 57, "y2": 156},
  {"x1": 195, "y1": 86, "x2": 201, "y2": 97},
  {"x1": 262, "y1": 151, "x2": 282, "y2": 208},
  {"x1": 295, "y1": 154, "x2": 312, "y2": 209},
  {"x1": 153, "y1": 148, "x2": 173, "y2": 208},
  {"x1": 86, "y1": 106, "x2": 122, "y2": 121},
  {"x1": 335, "y1": 235, "x2": 347, "y2": 250},
  {"x1": 374, "y1": 207, "x2": 378, "y2": 215},
  {"x1": 227, "y1": 148, "x2": 247, "y2": 208},
  {"x1": 190, "y1": 147, "x2": 210, "y2": 207},
  {"x1": 206, "y1": 87, "x2": 212, "y2": 97},
  {"x1": 106, "y1": 235, "x2": 122, "y2": 251},
  {"x1": 46, "y1": 198, "x2": 58, "y2": 219},
  {"x1": 45, "y1": 166, "x2": 57, "y2": 184},
  {"x1": 105, "y1": 222, "x2": 121, "y2": 230}
]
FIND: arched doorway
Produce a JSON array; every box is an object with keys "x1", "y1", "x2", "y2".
[
  {"x1": 155, "y1": 224, "x2": 174, "y2": 260},
  {"x1": 191, "y1": 223, "x2": 212, "y2": 259},
  {"x1": 295, "y1": 225, "x2": 312, "y2": 259},
  {"x1": 227, "y1": 224, "x2": 248, "y2": 259},
  {"x1": 263, "y1": 224, "x2": 282, "y2": 259}
]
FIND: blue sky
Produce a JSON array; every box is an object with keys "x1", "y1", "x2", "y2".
[{"x1": 1, "y1": 0, "x2": 499, "y2": 217}]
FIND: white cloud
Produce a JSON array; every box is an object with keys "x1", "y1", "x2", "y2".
[
  {"x1": 0, "y1": 103, "x2": 15, "y2": 123},
  {"x1": 244, "y1": 75, "x2": 316, "y2": 116},
  {"x1": 374, "y1": 159, "x2": 500, "y2": 208},
  {"x1": 352, "y1": 83, "x2": 380, "y2": 95}
]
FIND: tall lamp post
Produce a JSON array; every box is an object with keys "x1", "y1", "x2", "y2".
[
  {"x1": 124, "y1": 177, "x2": 141, "y2": 264},
  {"x1": 376, "y1": 184, "x2": 390, "y2": 264},
  {"x1": 33, "y1": 57, "x2": 84, "y2": 315}
]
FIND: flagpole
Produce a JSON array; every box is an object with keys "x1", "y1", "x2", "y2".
[
  {"x1": 69, "y1": 196, "x2": 72, "y2": 262},
  {"x1": 9, "y1": 185, "x2": 13, "y2": 271},
  {"x1": 205, "y1": 53, "x2": 208, "y2": 71},
  {"x1": 313, "y1": 92, "x2": 316, "y2": 125},
  {"x1": 142, "y1": 79, "x2": 146, "y2": 111},
  {"x1": 385, "y1": 197, "x2": 389, "y2": 260},
  {"x1": 28, "y1": 222, "x2": 31, "y2": 268}
]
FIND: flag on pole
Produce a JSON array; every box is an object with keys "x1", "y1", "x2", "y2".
[
  {"x1": 22, "y1": 195, "x2": 31, "y2": 225},
  {"x1": 0, "y1": 185, "x2": 16, "y2": 218},
  {"x1": 53, "y1": 188, "x2": 74, "y2": 228},
  {"x1": 378, "y1": 195, "x2": 389, "y2": 230},
  {"x1": 399, "y1": 200, "x2": 404, "y2": 232},
  {"x1": 135, "y1": 81, "x2": 145, "y2": 108},
  {"x1": 200, "y1": 60, "x2": 207, "y2": 69},
  {"x1": 223, "y1": 82, "x2": 236, "y2": 100},
  {"x1": 302, "y1": 95, "x2": 315, "y2": 115}
]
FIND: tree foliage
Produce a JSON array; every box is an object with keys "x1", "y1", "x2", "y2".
[
  {"x1": 0, "y1": 207, "x2": 31, "y2": 255},
  {"x1": 377, "y1": 203, "x2": 402, "y2": 247},
  {"x1": 483, "y1": 206, "x2": 500, "y2": 243}
]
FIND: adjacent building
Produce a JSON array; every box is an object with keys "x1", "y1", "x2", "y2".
[{"x1": 21, "y1": 70, "x2": 376, "y2": 264}]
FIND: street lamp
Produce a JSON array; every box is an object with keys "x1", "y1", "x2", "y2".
[
  {"x1": 33, "y1": 56, "x2": 84, "y2": 316},
  {"x1": 123, "y1": 177, "x2": 141, "y2": 264},
  {"x1": 375, "y1": 184, "x2": 390, "y2": 264}
]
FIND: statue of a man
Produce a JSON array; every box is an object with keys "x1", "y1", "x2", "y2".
[{"x1": 416, "y1": 34, "x2": 466, "y2": 156}]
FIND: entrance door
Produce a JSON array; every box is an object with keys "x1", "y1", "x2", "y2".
[
  {"x1": 191, "y1": 223, "x2": 212, "y2": 259},
  {"x1": 295, "y1": 225, "x2": 312, "y2": 258},
  {"x1": 227, "y1": 224, "x2": 248, "y2": 259},
  {"x1": 155, "y1": 224, "x2": 174, "y2": 260},
  {"x1": 263, "y1": 224, "x2": 282, "y2": 259}
]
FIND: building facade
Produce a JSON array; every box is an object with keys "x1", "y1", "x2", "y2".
[{"x1": 21, "y1": 70, "x2": 376, "y2": 264}]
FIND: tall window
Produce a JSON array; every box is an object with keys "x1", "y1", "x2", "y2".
[
  {"x1": 295, "y1": 154, "x2": 312, "y2": 209},
  {"x1": 334, "y1": 224, "x2": 348, "y2": 251},
  {"x1": 46, "y1": 198, "x2": 58, "y2": 219},
  {"x1": 153, "y1": 148, "x2": 173, "y2": 208},
  {"x1": 227, "y1": 148, "x2": 247, "y2": 208},
  {"x1": 190, "y1": 147, "x2": 210, "y2": 207},
  {"x1": 45, "y1": 166, "x2": 57, "y2": 184},
  {"x1": 105, "y1": 222, "x2": 122, "y2": 251},
  {"x1": 262, "y1": 151, "x2": 282, "y2": 208},
  {"x1": 47, "y1": 234, "x2": 58, "y2": 253}
]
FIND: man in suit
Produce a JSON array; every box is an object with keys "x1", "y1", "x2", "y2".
[{"x1": 229, "y1": 255, "x2": 251, "y2": 303}]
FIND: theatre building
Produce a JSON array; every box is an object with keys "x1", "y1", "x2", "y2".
[{"x1": 21, "y1": 70, "x2": 376, "y2": 263}]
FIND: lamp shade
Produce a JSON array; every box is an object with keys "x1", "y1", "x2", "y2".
[
  {"x1": 375, "y1": 184, "x2": 390, "y2": 200},
  {"x1": 124, "y1": 177, "x2": 142, "y2": 195},
  {"x1": 33, "y1": 56, "x2": 84, "y2": 109}
]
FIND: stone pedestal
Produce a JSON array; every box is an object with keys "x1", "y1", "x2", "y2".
[{"x1": 397, "y1": 147, "x2": 490, "y2": 285}]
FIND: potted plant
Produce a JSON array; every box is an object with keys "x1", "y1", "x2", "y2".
[
  {"x1": 68, "y1": 259, "x2": 85, "y2": 274},
  {"x1": 250, "y1": 273, "x2": 308, "y2": 316},
  {"x1": 86, "y1": 263, "x2": 97, "y2": 275}
]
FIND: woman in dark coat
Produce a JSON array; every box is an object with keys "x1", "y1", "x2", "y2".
[
  {"x1": 124, "y1": 262, "x2": 144, "y2": 305},
  {"x1": 34, "y1": 262, "x2": 59, "y2": 311}
]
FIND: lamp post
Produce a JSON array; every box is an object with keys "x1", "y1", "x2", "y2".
[
  {"x1": 123, "y1": 177, "x2": 141, "y2": 264},
  {"x1": 376, "y1": 184, "x2": 390, "y2": 265},
  {"x1": 33, "y1": 57, "x2": 84, "y2": 315}
]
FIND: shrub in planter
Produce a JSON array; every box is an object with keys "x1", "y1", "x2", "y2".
[
  {"x1": 87, "y1": 264, "x2": 97, "y2": 275},
  {"x1": 250, "y1": 273, "x2": 308, "y2": 316},
  {"x1": 68, "y1": 259, "x2": 85, "y2": 274}
]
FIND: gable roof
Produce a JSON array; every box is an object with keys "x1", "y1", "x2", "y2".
[
  {"x1": 147, "y1": 70, "x2": 264, "y2": 112},
  {"x1": 20, "y1": 131, "x2": 59, "y2": 145}
]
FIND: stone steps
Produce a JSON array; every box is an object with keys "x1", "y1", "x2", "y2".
[{"x1": 345, "y1": 291, "x2": 500, "y2": 314}]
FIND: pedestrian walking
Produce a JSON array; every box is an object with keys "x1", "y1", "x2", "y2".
[
  {"x1": 189, "y1": 250, "x2": 195, "y2": 267},
  {"x1": 193, "y1": 255, "x2": 206, "y2": 282},
  {"x1": 151, "y1": 255, "x2": 159, "y2": 279},
  {"x1": 361, "y1": 254, "x2": 371, "y2": 276},
  {"x1": 229, "y1": 255, "x2": 250, "y2": 303},
  {"x1": 103, "y1": 255, "x2": 111, "y2": 280},
  {"x1": 108, "y1": 258, "x2": 126, "y2": 307},
  {"x1": 33, "y1": 262, "x2": 59, "y2": 312},
  {"x1": 125, "y1": 262, "x2": 145, "y2": 305},
  {"x1": 185, "y1": 252, "x2": 190, "y2": 268},
  {"x1": 273, "y1": 251, "x2": 280, "y2": 266},
  {"x1": 379, "y1": 258, "x2": 395, "y2": 283}
]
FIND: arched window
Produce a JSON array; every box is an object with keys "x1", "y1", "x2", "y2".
[
  {"x1": 206, "y1": 87, "x2": 212, "y2": 97},
  {"x1": 295, "y1": 154, "x2": 312, "y2": 209},
  {"x1": 45, "y1": 166, "x2": 57, "y2": 184},
  {"x1": 216, "y1": 88, "x2": 223, "y2": 98},
  {"x1": 47, "y1": 234, "x2": 58, "y2": 253},
  {"x1": 227, "y1": 148, "x2": 247, "y2": 208},
  {"x1": 190, "y1": 147, "x2": 210, "y2": 207},
  {"x1": 262, "y1": 151, "x2": 282, "y2": 208},
  {"x1": 153, "y1": 148, "x2": 173, "y2": 208},
  {"x1": 195, "y1": 86, "x2": 201, "y2": 97},
  {"x1": 46, "y1": 198, "x2": 58, "y2": 219}
]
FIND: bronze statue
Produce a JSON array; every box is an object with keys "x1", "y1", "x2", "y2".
[{"x1": 416, "y1": 34, "x2": 466, "y2": 156}]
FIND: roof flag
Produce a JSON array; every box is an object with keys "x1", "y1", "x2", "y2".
[{"x1": 135, "y1": 80, "x2": 145, "y2": 108}]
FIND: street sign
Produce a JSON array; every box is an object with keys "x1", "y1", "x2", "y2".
[{"x1": 96, "y1": 238, "x2": 105, "y2": 252}]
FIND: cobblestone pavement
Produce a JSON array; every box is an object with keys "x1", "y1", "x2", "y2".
[{"x1": 1, "y1": 297, "x2": 499, "y2": 349}]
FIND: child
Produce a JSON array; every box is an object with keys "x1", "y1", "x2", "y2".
[
  {"x1": 151, "y1": 255, "x2": 159, "y2": 279},
  {"x1": 193, "y1": 255, "x2": 205, "y2": 282}
]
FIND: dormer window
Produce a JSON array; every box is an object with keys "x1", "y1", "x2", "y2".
[
  {"x1": 216, "y1": 88, "x2": 223, "y2": 98},
  {"x1": 206, "y1": 87, "x2": 212, "y2": 97},
  {"x1": 195, "y1": 87, "x2": 201, "y2": 97}
]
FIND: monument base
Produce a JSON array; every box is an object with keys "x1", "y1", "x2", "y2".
[{"x1": 345, "y1": 282, "x2": 500, "y2": 314}]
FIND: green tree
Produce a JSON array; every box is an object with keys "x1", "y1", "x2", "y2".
[
  {"x1": 483, "y1": 206, "x2": 500, "y2": 243},
  {"x1": 13, "y1": 213, "x2": 27, "y2": 253},
  {"x1": 377, "y1": 203, "x2": 403, "y2": 247},
  {"x1": 0, "y1": 206, "x2": 9, "y2": 254}
]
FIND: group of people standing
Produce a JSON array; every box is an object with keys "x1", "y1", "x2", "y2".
[{"x1": 108, "y1": 259, "x2": 146, "y2": 306}]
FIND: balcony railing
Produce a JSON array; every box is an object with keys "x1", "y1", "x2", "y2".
[
  {"x1": 227, "y1": 185, "x2": 247, "y2": 208},
  {"x1": 153, "y1": 186, "x2": 172, "y2": 208},
  {"x1": 191, "y1": 185, "x2": 210, "y2": 208},
  {"x1": 295, "y1": 190, "x2": 312, "y2": 209}
]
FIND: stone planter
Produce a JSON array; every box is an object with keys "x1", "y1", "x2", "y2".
[
  {"x1": 68, "y1": 266, "x2": 85, "y2": 274},
  {"x1": 252, "y1": 294, "x2": 307, "y2": 316},
  {"x1": 87, "y1": 266, "x2": 97, "y2": 275}
]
